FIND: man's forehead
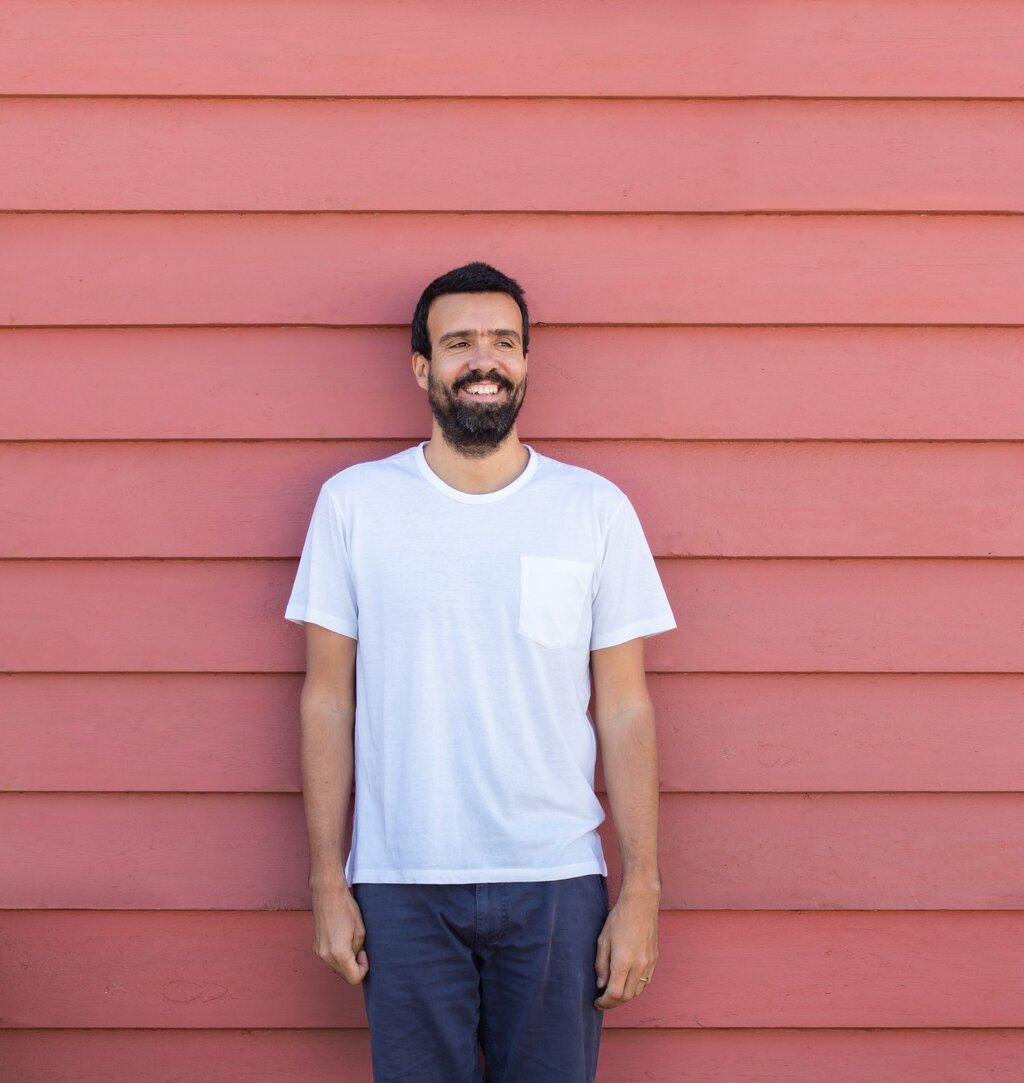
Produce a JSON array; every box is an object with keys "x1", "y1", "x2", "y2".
[{"x1": 427, "y1": 291, "x2": 523, "y2": 335}]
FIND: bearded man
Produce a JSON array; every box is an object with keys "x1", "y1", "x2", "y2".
[{"x1": 286, "y1": 262, "x2": 675, "y2": 1082}]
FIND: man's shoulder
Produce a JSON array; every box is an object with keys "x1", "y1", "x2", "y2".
[
  {"x1": 319, "y1": 444, "x2": 420, "y2": 500},
  {"x1": 532, "y1": 449, "x2": 629, "y2": 509}
]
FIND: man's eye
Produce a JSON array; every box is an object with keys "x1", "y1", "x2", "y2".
[{"x1": 498, "y1": 340, "x2": 513, "y2": 348}]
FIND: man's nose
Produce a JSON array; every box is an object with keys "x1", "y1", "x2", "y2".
[{"x1": 467, "y1": 345, "x2": 497, "y2": 369}]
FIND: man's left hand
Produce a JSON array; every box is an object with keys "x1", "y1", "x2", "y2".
[{"x1": 593, "y1": 890, "x2": 659, "y2": 1009}]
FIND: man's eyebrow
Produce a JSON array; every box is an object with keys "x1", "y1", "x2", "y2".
[{"x1": 438, "y1": 328, "x2": 522, "y2": 344}]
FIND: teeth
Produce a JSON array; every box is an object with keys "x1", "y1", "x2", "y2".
[{"x1": 465, "y1": 384, "x2": 499, "y2": 394}]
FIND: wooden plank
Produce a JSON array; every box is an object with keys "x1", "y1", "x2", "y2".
[
  {"x1": 568, "y1": 441, "x2": 1024, "y2": 558},
  {"x1": 0, "y1": 1031, "x2": 373, "y2": 1083},
  {"x1": 5, "y1": 326, "x2": 1024, "y2": 441},
  {"x1": 5, "y1": 673, "x2": 1024, "y2": 794},
  {"x1": 3, "y1": 558, "x2": 1024, "y2": 673},
  {"x1": 652, "y1": 673, "x2": 1024, "y2": 795},
  {"x1": 2, "y1": 0, "x2": 1022, "y2": 97},
  {"x1": 2, "y1": 1028, "x2": 1022, "y2": 1083},
  {"x1": 0, "y1": 674, "x2": 304, "y2": 793},
  {"x1": 5, "y1": 214, "x2": 1024, "y2": 327},
  {"x1": 5, "y1": 440, "x2": 1024, "y2": 559},
  {"x1": 0, "y1": 793, "x2": 310, "y2": 912},
  {"x1": 0, "y1": 440, "x2": 396, "y2": 559},
  {"x1": 0, "y1": 560, "x2": 300, "y2": 674},
  {"x1": 596, "y1": 1030, "x2": 1024, "y2": 1083},
  {"x1": 4, "y1": 792, "x2": 1024, "y2": 911},
  {"x1": 5, "y1": 99, "x2": 1024, "y2": 213},
  {"x1": 2, "y1": 910, "x2": 1022, "y2": 1028},
  {"x1": 654, "y1": 794, "x2": 1024, "y2": 910},
  {"x1": 654, "y1": 559, "x2": 1024, "y2": 673}
]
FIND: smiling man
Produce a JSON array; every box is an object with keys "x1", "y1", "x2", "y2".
[{"x1": 285, "y1": 262, "x2": 676, "y2": 1082}]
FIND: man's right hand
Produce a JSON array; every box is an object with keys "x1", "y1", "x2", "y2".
[{"x1": 311, "y1": 881, "x2": 369, "y2": 984}]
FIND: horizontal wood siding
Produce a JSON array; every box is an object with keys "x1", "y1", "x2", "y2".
[
  {"x1": 5, "y1": 326, "x2": 1024, "y2": 441},
  {"x1": 6, "y1": 213, "x2": 1024, "y2": 325},
  {"x1": 3, "y1": 2, "x2": 1022, "y2": 1080},
  {"x1": 4, "y1": 559, "x2": 1024, "y2": 672},
  {"x1": 3, "y1": 440, "x2": 1024, "y2": 556},
  {"x1": 5, "y1": 99, "x2": 1024, "y2": 212},
  {"x1": 3, "y1": 1029, "x2": 1023, "y2": 1083},
  {"x1": 5, "y1": 791, "x2": 1024, "y2": 910},
  {"x1": 3, "y1": 0, "x2": 1023, "y2": 96},
  {"x1": 3, "y1": 911, "x2": 1023, "y2": 1028},
  {"x1": 5, "y1": 672, "x2": 1024, "y2": 793}
]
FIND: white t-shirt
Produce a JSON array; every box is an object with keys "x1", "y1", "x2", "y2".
[{"x1": 285, "y1": 443, "x2": 676, "y2": 884}]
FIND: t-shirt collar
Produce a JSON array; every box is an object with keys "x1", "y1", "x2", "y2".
[{"x1": 414, "y1": 441, "x2": 539, "y2": 504}]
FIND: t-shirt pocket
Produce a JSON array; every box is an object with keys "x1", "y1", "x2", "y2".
[{"x1": 518, "y1": 556, "x2": 594, "y2": 649}]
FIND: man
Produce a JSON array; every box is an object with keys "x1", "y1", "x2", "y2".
[{"x1": 285, "y1": 262, "x2": 675, "y2": 1082}]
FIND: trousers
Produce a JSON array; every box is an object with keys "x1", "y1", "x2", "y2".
[{"x1": 352, "y1": 875, "x2": 609, "y2": 1083}]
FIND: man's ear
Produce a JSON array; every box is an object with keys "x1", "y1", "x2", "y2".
[{"x1": 412, "y1": 352, "x2": 429, "y2": 391}]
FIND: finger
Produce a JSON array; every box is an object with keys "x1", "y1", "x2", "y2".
[
  {"x1": 594, "y1": 962, "x2": 629, "y2": 1009},
  {"x1": 630, "y1": 957, "x2": 659, "y2": 999},
  {"x1": 333, "y1": 949, "x2": 366, "y2": 984},
  {"x1": 637, "y1": 958, "x2": 657, "y2": 993},
  {"x1": 594, "y1": 936, "x2": 611, "y2": 989},
  {"x1": 594, "y1": 986, "x2": 624, "y2": 1010},
  {"x1": 622, "y1": 966, "x2": 645, "y2": 1003},
  {"x1": 598, "y1": 956, "x2": 656, "y2": 1009},
  {"x1": 320, "y1": 944, "x2": 365, "y2": 987}
]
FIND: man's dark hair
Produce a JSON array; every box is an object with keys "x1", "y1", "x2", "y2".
[{"x1": 411, "y1": 261, "x2": 530, "y2": 360}]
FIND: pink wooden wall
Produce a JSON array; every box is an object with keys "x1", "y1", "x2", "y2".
[{"x1": 2, "y1": 2, "x2": 1024, "y2": 1079}]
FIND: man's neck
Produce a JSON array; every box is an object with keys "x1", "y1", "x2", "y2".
[{"x1": 422, "y1": 428, "x2": 530, "y2": 495}]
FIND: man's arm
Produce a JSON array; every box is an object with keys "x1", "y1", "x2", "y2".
[
  {"x1": 300, "y1": 622, "x2": 367, "y2": 984},
  {"x1": 590, "y1": 636, "x2": 661, "y2": 1009}
]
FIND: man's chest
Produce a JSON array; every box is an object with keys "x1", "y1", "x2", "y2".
[{"x1": 345, "y1": 503, "x2": 600, "y2": 637}]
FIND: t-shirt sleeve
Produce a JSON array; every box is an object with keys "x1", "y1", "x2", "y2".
[
  {"x1": 590, "y1": 497, "x2": 676, "y2": 651},
  {"x1": 284, "y1": 484, "x2": 358, "y2": 639}
]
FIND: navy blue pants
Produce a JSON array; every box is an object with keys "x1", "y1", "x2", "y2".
[{"x1": 352, "y1": 875, "x2": 609, "y2": 1083}]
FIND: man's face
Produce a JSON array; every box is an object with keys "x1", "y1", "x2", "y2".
[{"x1": 413, "y1": 291, "x2": 528, "y2": 457}]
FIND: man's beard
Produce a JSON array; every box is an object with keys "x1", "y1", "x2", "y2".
[{"x1": 427, "y1": 368, "x2": 527, "y2": 458}]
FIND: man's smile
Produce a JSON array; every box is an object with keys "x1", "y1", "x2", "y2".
[
  {"x1": 452, "y1": 369, "x2": 516, "y2": 404},
  {"x1": 461, "y1": 382, "x2": 503, "y2": 398}
]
